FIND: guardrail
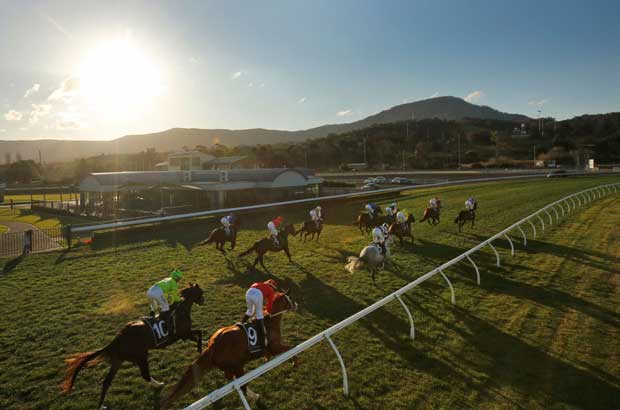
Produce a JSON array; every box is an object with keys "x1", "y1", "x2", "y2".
[
  {"x1": 184, "y1": 182, "x2": 620, "y2": 410},
  {"x1": 72, "y1": 171, "x2": 614, "y2": 234}
]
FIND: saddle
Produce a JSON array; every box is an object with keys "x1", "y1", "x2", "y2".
[
  {"x1": 142, "y1": 313, "x2": 176, "y2": 347},
  {"x1": 237, "y1": 321, "x2": 266, "y2": 354}
]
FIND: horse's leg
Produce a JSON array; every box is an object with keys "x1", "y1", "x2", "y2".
[
  {"x1": 259, "y1": 253, "x2": 268, "y2": 271},
  {"x1": 190, "y1": 330, "x2": 203, "y2": 353},
  {"x1": 284, "y1": 246, "x2": 293, "y2": 262},
  {"x1": 218, "y1": 241, "x2": 227, "y2": 255},
  {"x1": 137, "y1": 355, "x2": 164, "y2": 387},
  {"x1": 229, "y1": 237, "x2": 236, "y2": 251},
  {"x1": 316, "y1": 229, "x2": 321, "y2": 242},
  {"x1": 253, "y1": 254, "x2": 260, "y2": 268},
  {"x1": 98, "y1": 357, "x2": 121, "y2": 410}
]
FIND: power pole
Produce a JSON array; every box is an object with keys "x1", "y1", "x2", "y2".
[
  {"x1": 363, "y1": 136, "x2": 367, "y2": 164},
  {"x1": 457, "y1": 133, "x2": 461, "y2": 169},
  {"x1": 402, "y1": 150, "x2": 405, "y2": 170},
  {"x1": 533, "y1": 145, "x2": 536, "y2": 162}
]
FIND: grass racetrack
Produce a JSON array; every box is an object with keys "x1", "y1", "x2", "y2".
[{"x1": 1, "y1": 176, "x2": 619, "y2": 410}]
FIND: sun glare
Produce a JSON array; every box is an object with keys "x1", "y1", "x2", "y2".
[{"x1": 78, "y1": 39, "x2": 163, "y2": 113}]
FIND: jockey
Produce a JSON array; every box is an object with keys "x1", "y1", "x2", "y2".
[
  {"x1": 268, "y1": 216, "x2": 284, "y2": 246},
  {"x1": 372, "y1": 225, "x2": 387, "y2": 255},
  {"x1": 385, "y1": 206, "x2": 394, "y2": 218},
  {"x1": 221, "y1": 214, "x2": 234, "y2": 235},
  {"x1": 388, "y1": 202, "x2": 398, "y2": 214},
  {"x1": 147, "y1": 269, "x2": 183, "y2": 329},
  {"x1": 309, "y1": 206, "x2": 322, "y2": 229},
  {"x1": 430, "y1": 196, "x2": 442, "y2": 212},
  {"x1": 365, "y1": 203, "x2": 380, "y2": 220},
  {"x1": 396, "y1": 210, "x2": 407, "y2": 224},
  {"x1": 241, "y1": 279, "x2": 279, "y2": 348},
  {"x1": 465, "y1": 197, "x2": 476, "y2": 212}
]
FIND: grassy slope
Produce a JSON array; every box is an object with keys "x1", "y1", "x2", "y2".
[{"x1": 0, "y1": 176, "x2": 619, "y2": 410}]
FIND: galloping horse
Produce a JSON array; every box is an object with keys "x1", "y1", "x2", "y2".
[
  {"x1": 355, "y1": 212, "x2": 390, "y2": 234},
  {"x1": 388, "y1": 214, "x2": 415, "y2": 245},
  {"x1": 345, "y1": 235, "x2": 393, "y2": 285},
  {"x1": 454, "y1": 209, "x2": 476, "y2": 232},
  {"x1": 298, "y1": 218, "x2": 323, "y2": 242},
  {"x1": 198, "y1": 216, "x2": 241, "y2": 254},
  {"x1": 160, "y1": 291, "x2": 298, "y2": 408},
  {"x1": 419, "y1": 207, "x2": 441, "y2": 225},
  {"x1": 239, "y1": 224, "x2": 297, "y2": 270},
  {"x1": 61, "y1": 284, "x2": 204, "y2": 410}
]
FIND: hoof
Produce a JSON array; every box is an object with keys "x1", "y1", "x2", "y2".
[{"x1": 150, "y1": 377, "x2": 165, "y2": 388}]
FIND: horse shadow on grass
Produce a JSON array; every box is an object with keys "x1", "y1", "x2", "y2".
[{"x1": 1, "y1": 254, "x2": 24, "y2": 274}]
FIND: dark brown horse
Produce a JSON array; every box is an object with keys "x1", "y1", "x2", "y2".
[
  {"x1": 239, "y1": 224, "x2": 297, "y2": 270},
  {"x1": 160, "y1": 291, "x2": 298, "y2": 408},
  {"x1": 419, "y1": 207, "x2": 441, "y2": 225},
  {"x1": 454, "y1": 209, "x2": 476, "y2": 232},
  {"x1": 198, "y1": 216, "x2": 241, "y2": 254},
  {"x1": 298, "y1": 218, "x2": 323, "y2": 242},
  {"x1": 61, "y1": 284, "x2": 204, "y2": 410},
  {"x1": 355, "y1": 212, "x2": 391, "y2": 234},
  {"x1": 388, "y1": 214, "x2": 415, "y2": 245}
]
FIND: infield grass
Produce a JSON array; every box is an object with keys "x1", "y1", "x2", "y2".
[{"x1": 1, "y1": 176, "x2": 619, "y2": 410}]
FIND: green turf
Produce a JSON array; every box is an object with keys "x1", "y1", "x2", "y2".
[
  {"x1": 0, "y1": 207, "x2": 88, "y2": 229},
  {"x1": 0, "y1": 224, "x2": 7, "y2": 233},
  {"x1": 1, "y1": 176, "x2": 619, "y2": 410}
]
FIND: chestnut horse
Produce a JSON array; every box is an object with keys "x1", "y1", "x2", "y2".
[
  {"x1": 160, "y1": 291, "x2": 298, "y2": 409},
  {"x1": 419, "y1": 207, "x2": 441, "y2": 225},
  {"x1": 61, "y1": 284, "x2": 204, "y2": 410},
  {"x1": 388, "y1": 214, "x2": 415, "y2": 245},
  {"x1": 239, "y1": 224, "x2": 297, "y2": 270},
  {"x1": 298, "y1": 218, "x2": 324, "y2": 242},
  {"x1": 198, "y1": 216, "x2": 241, "y2": 254}
]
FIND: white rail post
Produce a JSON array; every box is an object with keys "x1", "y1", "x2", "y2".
[
  {"x1": 575, "y1": 194, "x2": 581, "y2": 207},
  {"x1": 551, "y1": 205, "x2": 560, "y2": 221},
  {"x1": 544, "y1": 209, "x2": 553, "y2": 225},
  {"x1": 569, "y1": 196, "x2": 577, "y2": 210},
  {"x1": 394, "y1": 294, "x2": 415, "y2": 339},
  {"x1": 516, "y1": 224, "x2": 527, "y2": 246},
  {"x1": 466, "y1": 254, "x2": 481, "y2": 285},
  {"x1": 438, "y1": 269, "x2": 456, "y2": 304},
  {"x1": 614, "y1": 184, "x2": 618, "y2": 193},
  {"x1": 527, "y1": 218, "x2": 537, "y2": 238},
  {"x1": 487, "y1": 241, "x2": 501, "y2": 267},
  {"x1": 234, "y1": 383, "x2": 253, "y2": 410},
  {"x1": 557, "y1": 203, "x2": 565, "y2": 217},
  {"x1": 581, "y1": 192, "x2": 589, "y2": 203},
  {"x1": 324, "y1": 334, "x2": 349, "y2": 396},
  {"x1": 503, "y1": 233, "x2": 515, "y2": 256},
  {"x1": 596, "y1": 187, "x2": 603, "y2": 198},
  {"x1": 562, "y1": 200, "x2": 571, "y2": 213},
  {"x1": 536, "y1": 213, "x2": 545, "y2": 231}
]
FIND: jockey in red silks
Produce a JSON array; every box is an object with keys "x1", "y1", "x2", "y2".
[
  {"x1": 241, "y1": 279, "x2": 279, "y2": 347},
  {"x1": 267, "y1": 216, "x2": 284, "y2": 246}
]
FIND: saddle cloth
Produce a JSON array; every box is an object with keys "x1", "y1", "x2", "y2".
[
  {"x1": 237, "y1": 321, "x2": 265, "y2": 354},
  {"x1": 142, "y1": 314, "x2": 175, "y2": 347}
]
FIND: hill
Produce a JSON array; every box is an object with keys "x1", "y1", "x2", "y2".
[{"x1": 0, "y1": 97, "x2": 529, "y2": 162}]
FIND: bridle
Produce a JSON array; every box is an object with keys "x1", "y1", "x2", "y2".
[{"x1": 270, "y1": 292, "x2": 297, "y2": 318}]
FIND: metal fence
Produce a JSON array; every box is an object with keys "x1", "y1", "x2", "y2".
[
  {"x1": 184, "y1": 182, "x2": 620, "y2": 410},
  {"x1": 0, "y1": 226, "x2": 67, "y2": 257},
  {"x1": 72, "y1": 170, "x2": 618, "y2": 234}
]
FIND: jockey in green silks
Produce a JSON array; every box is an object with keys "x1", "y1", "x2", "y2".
[{"x1": 147, "y1": 269, "x2": 183, "y2": 329}]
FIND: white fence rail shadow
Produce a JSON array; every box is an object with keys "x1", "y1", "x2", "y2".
[{"x1": 183, "y1": 182, "x2": 620, "y2": 410}]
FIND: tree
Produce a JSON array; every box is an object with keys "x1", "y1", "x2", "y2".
[{"x1": 6, "y1": 160, "x2": 40, "y2": 184}]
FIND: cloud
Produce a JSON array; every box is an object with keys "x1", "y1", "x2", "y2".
[
  {"x1": 464, "y1": 90, "x2": 484, "y2": 103},
  {"x1": 0, "y1": 129, "x2": 6, "y2": 132},
  {"x1": 430, "y1": 92, "x2": 439, "y2": 98},
  {"x1": 19, "y1": 127, "x2": 28, "y2": 131},
  {"x1": 4, "y1": 110, "x2": 23, "y2": 121},
  {"x1": 55, "y1": 111, "x2": 83, "y2": 130},
  {"x1": 259, "y1": 83, "x2": 265, "y2": 88},
  {"x1": 528, "y1": 98, "x2": 549, "y2": 106},
  {"x1": 48, "y1": 76, "x2": 80, "y2": 101},
  {"x1": 248, "y1": 82, "x2": 254, "y2": 87},
  {"x1": 336, "y1": 109, "x2": 353, "y2": 117},
  {"x1": 29, "y1": 104, "x2": 52, "y2": 124},
  {"x1": 189, "y1": 56, "x2": 199, "y2": 64},
  {"x1": 298, "y1": 97, "x2": 307, "y2": 104},
  {"x1": 24, "y1": 83, "x2": 40, "y2": 98},
  {"x1": 231, "y1": 71, "x2": 243, "y2": 80}
]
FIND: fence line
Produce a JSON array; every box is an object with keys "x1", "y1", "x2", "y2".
[
  {"x1": 72, "y1": 171, "x2": 616, "y2": 233},
  {"x1": 0, "y1": 226, "x2": 67, "y2": 257},
  {"x1": 184, "y1": 182, "x2": 620, "y2": 410}
]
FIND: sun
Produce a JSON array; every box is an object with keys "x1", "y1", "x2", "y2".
[{"x1": 78, "y1": 39, "x2": 163, "y2": 113}]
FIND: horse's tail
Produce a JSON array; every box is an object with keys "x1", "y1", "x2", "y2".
[
  {"x1": 454, "y1": 214, "x2": 461, "y2": 224},
  {"x1": 61, "y1": 344, "x2": 112, "y2": 394},
  {"x1": 239, "y1": 242, "x2": 257, "y2": 257},
  {"x1": 345, "y1": 252, "x2": 367, "y2": 274},
  {"x1": 160, "y1": 336, "x2": 218, "y2": 409}
]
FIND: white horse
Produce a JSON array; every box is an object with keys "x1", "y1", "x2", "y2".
[{"x1": 345, "y1": 236, "x2": 393, "y2": 285}]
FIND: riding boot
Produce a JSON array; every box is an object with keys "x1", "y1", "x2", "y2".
[
  {"x1": 160, "y1": 310, "x2": 172, "y2": 336},
  {"x1": 240, "y1": 314, "x2": 250, "y2": 323},
  {"x1": 256, "y1": 318, "x2": 268, "y2": 348},
  {"x1": 380, "y1": 242, "x2": 386, "y2": 255}
]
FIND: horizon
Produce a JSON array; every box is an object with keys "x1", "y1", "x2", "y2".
[{"x1": 1, "y1": 0, "x2": 619, "y2": 142}]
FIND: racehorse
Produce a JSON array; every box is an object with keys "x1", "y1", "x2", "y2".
[
  {"x1": 355, "y1": 212, "x2": 390, "y2": 234},
  {"x1": 345, "y1": 235, "x2": 393, "y2": 285},
  {"x1": 388, "y1": 214, "x2": 415, "y2": 245},
  {"x1": 198, "y1": 216, "x2": 241, "y2": 254},
  {"x1": 419, "y1": 207, "x2": 441, "y2": 225},
  {"x1": 298, "y1": 218, "x2": 323, "y2": 242},
  {"x1": 61, "y1": 284, "x2": 204, "y2": 410},
  {"x1": 239, "y1": 224, "x2": 297, "y2": 270},
  {"x1": 160, "y1": 291, "x2": 298, "y2": 409},
  {"x1": 454, "y1": 209, "x2": 476, "y2": 232}
]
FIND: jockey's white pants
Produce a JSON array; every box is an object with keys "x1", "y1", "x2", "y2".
[
  {"x1": 221, "y1": 217, "x2": 231, "y2": 228},
  {"x1": 465, "y1": 201, "x2": 475, "y2": 211},
  {"x1": 245, "y1": 287, "x2": 265, "y2": 320},
  {"x1": 147, "y1": 285, "x2": 169, "y2": 313},
  {"x1": 372, "y1": 227, "x2": 385, "y2": 243},
  {"x1": 396, "y1": 211, "x2": 406, "y2": 223},
  {"x1": 385, "y1": 208, "x2": 393, "y2": 216}
]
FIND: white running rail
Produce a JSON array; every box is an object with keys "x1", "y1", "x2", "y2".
[
  {"x1": 183, "y1": 182, "x2": 620, "y2": 410},
  {"x1": 72, "y1": 171, "x2": 613, "y2": 233}
]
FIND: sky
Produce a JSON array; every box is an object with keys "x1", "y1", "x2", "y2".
[{"x1": 0, "y1": 0, "x2": 619, "y2": 141}]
